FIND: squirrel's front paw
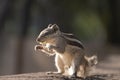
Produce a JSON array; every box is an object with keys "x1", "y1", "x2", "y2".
[{"x1": 34, "y1": 45, "x2": 43, "y2": 51}]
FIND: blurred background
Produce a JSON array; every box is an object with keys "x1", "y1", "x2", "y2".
[{"x1": 0, "y1": 0, "x2": 120, "y2": 76}]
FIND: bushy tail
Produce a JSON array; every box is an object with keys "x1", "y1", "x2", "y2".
[{"x1": 84, "y1": 55, "x2": 98, "y2": 66}]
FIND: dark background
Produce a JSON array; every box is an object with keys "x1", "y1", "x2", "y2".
[{"x1": 0, "y1": 0, "x2": 120, "y2": 75}]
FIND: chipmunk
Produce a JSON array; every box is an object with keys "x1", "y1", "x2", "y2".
[{"x1": 35, "y1": 24, "x2": 98, "y2": 78}]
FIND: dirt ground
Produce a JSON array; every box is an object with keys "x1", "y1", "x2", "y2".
[{"x1": 0, "y1": 72, "x2": 119, "y2": 80}]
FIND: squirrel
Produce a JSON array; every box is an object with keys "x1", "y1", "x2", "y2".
[{"x1": 35, "y1": 24, "x2": 98, "y2": 78}]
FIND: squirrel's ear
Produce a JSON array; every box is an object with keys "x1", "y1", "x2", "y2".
[
  {"x1": 51, "y1": 24, "x2": 59, "y2": 31},
  {"x1": 48, "y1": 24, "x2": 52, "y2": 28}
]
